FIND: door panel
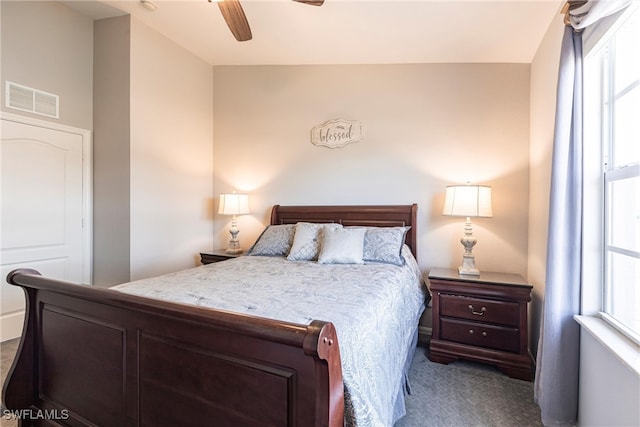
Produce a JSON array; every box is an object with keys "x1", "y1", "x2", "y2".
[{"x1": 1, "y1": 118, "x2": 88, "y2": 340}]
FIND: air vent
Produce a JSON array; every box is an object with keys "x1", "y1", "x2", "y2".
[{"x1": 5, "y1": 81, "x2": 59, "y2": 119}]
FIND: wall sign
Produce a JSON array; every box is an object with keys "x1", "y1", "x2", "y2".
[{"x1": 311, "y1": 119, "x2": 363, "y2": 148}]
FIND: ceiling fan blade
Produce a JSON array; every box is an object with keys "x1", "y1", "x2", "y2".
[
  {"x1": 292, "y1": 0, "x2": 324, "y2": 6},
  {"x1": 217, "y1": 0, "x2": 252, "y2": 42}
]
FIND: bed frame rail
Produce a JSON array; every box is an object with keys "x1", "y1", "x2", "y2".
[{"x1": 2, "y1": 269, "x2": 344, "y2": 427}]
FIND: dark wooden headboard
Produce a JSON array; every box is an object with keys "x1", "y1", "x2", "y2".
[{"x1": 270, "y1": 204, "x2": 418, "y2": 259}]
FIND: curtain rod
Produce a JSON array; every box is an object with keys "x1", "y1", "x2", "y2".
[{"x1": 561, "y1": 0, "x2": 588, "y2": 25}]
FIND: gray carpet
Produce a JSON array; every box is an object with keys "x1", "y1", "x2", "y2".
[
  {"x1": 398, "y1": 346, "x2": 543, "y2": 427},
  {"x1": 1, "y1": 339, "x2": 19, "y2": 427},
  {"x1": 1, "y1": 339, "x2": 542, "y2": 426}
]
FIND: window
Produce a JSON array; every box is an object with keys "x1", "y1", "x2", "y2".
[{"x1": 585, "y1": 6, "x2": 640, "y2": 343}]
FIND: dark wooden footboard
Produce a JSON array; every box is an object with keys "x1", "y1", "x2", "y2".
[{"x1": 2, "y1": 269, "x2": 344, "y2": 427}]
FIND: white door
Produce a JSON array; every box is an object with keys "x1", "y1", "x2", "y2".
[{"x1": 0, "y1": 115, "x2": 91, "y2": 341}]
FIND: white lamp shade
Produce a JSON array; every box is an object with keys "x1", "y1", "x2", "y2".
[
  {"x1": 442, "y1": 185, "x2": 493, "y2": 218},
  {"x1": 218, "y1": 193, "x2": 250, "y2": 215}
]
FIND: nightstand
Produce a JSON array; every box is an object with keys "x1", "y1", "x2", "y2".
[
  {"x1": 428, "y1": 267, "x2": 533, "y2": 381},
  {"x1": 200, "y1": 249, "x2": 244, "y2": 265}
]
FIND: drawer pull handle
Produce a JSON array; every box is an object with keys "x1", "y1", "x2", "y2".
[
  {"x1": 468, "y1": 305, "x2": 487, "y2": 316},
  {"x1": 468, "y1": 329, "x2": 474, "y2": 334},
  {"x1": 482, "y1": 331, "x2": 487, "y2": 337}
]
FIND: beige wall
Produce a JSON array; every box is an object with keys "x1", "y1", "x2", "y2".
[
  {"x1": 212, "y1": 64, "x2": 531, "y2": 284},
  {"x1": 129, "y1": 17, "x2": 214, "y2": 281},
  {"x1": 0, "y1": 1, "x2": 533, "y2": 290},
  {"x1": 1, "y1": 0, "x2": 533, "y2": 310},
  {"x1": 528, "y1": 12, "x2": 565, "y2": 355},
  {"x1": 2, "y1": 3, "x2": 214, "y2": 286},
  {"x1": 93, "y1": 15, "x2": 131, "y2": 286},
  {"x1": 0, "y1": 1, "x2": 93, "y2": 130},
  {"x1": 93, "y1": 15, "x2": 215, "y2": 284}
]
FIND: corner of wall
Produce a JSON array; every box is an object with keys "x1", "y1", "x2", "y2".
[{"x1": 92, "y1": 15, "x2": 132, "y2": 287}]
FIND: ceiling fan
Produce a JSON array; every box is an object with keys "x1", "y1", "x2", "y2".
[{"x1": 209, "y1": 0, "x2": 324, "y2": 42}]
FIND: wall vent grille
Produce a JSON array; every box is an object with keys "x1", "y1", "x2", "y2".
[{"x1": 5, "y1": 81, "x2": 59, "y2": 119}]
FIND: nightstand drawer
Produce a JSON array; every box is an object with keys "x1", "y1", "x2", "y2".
[
  {"x1": 440, "y1": 294, "x2": 519, "y2": 326},
  {"x1": 440, "y1": 318, "x2": 520, "y2": 353}
]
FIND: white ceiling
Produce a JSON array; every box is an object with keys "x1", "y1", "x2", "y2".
[{"x1": 65, "y1": 0, "x2": 563, "y2": 65}]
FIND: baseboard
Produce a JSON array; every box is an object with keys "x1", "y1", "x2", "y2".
[
  {"x1": 418, "y1": 325, "x2": 432, "y2": 346},
  {"x1": 1, "y1": 310, "x2": 24, "y2": 342}
]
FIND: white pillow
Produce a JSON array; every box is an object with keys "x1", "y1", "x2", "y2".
[
  {"x1": 318, "y1": 227, "x2": 366, "y2": 264},
  {"x1": 287, "y1": 222, "x2": 342, "y2": 261}
]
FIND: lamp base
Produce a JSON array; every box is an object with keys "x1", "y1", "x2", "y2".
[
  {"x1": 458, "y1": 266, "x2": 480, "y2": 276},
  {"x1": 458, "y1": 221, "x2": 480, "y2": 276},
  {"x1": 458, "y1": 254, "x2": 480, "y2": 276},
  {"x1": 226, "y1": 225, "x2": 242, "y2": 254}
]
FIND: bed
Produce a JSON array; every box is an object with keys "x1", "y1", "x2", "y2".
[{"x1": 3, "y1": 204, "x2": 427, "y2": 427}]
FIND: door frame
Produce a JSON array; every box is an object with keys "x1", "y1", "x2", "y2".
[{"x1": 1, "y1": 111, "x2": 93, "y2": 285}]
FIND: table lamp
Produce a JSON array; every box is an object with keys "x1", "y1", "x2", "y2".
[
  {"x1": 218, "y1": 192, "x2": 250, "y2": 254},
  {"x1": 442, "y1": 183, "x2": 493, "y2": 276}
]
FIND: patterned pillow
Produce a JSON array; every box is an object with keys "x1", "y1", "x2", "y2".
[
  {"x1": 317, "y1": 227, "x2": 366, "y2": 264},
  {"x1": 247, "y1": 224, "x2": 295, "y2": 256},
  {"x1": 360, "y1": 226, "x2": 410, "y2": 266},
  {"x1": 287, "y1": 222, "x2": 342, "y2": 261}
]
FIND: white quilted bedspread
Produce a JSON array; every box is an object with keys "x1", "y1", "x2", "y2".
[{"x1": 112, "y1": 246, "x2": 427, "y2": 427}]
